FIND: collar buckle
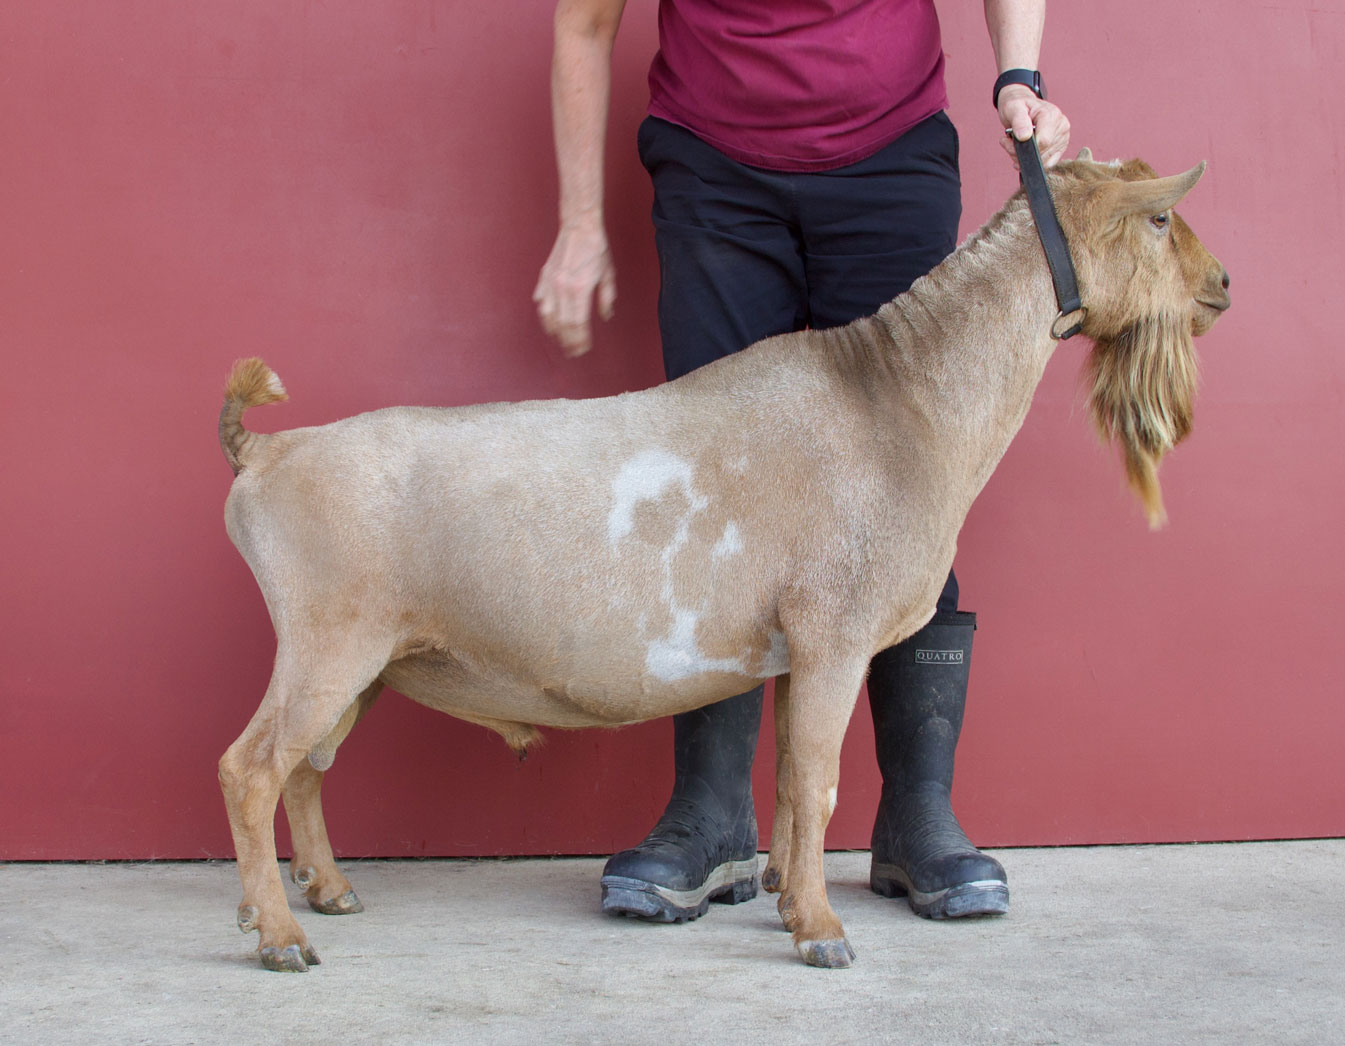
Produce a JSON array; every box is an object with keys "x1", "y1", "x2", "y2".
[{"x1": 1051, "y1": 307, "x2": 1087, "y2": 341}]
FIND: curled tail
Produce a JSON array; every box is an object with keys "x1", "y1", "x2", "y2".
[{"x1": 219, "y1": 358, "x2": 288, "y2": 474}]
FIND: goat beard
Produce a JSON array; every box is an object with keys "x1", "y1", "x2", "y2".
[{"x1": 1085, "y1": 313, "x2": 1198, "y2": 529}]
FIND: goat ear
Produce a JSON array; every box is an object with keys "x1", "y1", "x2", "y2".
[
  {"x1": 1105, "y1": 162, "x2": 1207, "y2": 219},
  {"x1": 1076, "y1": 146, "x2": 1094, "y2": 162}
]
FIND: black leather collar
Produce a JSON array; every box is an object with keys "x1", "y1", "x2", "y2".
[{"x1": 1014, "y1": 135, "x2": 1086, "y2": 340}]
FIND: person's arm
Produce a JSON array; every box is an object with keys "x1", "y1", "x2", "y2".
[
  {"x1": 983, "y1": 0, "x2": 1070, "y2": 166},
  {"x1": 533, "y1": 0, "x2": 628, "y2": 357}
]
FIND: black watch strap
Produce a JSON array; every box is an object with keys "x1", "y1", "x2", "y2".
[{"x1": 993, "y1": 69, "x2": 1045, "y2": 108}]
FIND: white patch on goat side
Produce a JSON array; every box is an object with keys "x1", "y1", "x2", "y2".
[
  {"x1": 607, "y1": 451, "x2": 772, "y2": 684},
  {"x1": 646, "y1": 609, "x2": 748, "y2": 682},
  {"x1": 827, "y1": 787, "x2": 838, "y2": 816},
  {"x1": 711, "y1": 521, "x2": 743, "y2": 561},
  {"x1": 607, "y1": 450, "x2": 703, "y2": 545}
]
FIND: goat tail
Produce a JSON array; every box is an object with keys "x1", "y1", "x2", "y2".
[{"x1": 219, "y1": 358, "x2": 288, "y2": 475}]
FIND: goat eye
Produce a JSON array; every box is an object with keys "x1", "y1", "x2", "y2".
[{"x1": 1151, "y1": 213, "x2": 1170, "y2": 230}]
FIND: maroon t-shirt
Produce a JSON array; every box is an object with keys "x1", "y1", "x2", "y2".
[{"x1": 647, "y1": 0, "x2": 948, "y2": 172}]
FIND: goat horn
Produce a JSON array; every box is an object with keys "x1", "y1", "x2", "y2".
[
  {"x1": 1076, "y1": 146, "x2": 1094, "y2": 162},
  {"x1": 1105, "y1": 162, "x2": 1207, "y2": 219}
]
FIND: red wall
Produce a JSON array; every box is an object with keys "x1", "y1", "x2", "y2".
[{"x1": 2, "y1": 2, "x2": 1341, "y2": 860}]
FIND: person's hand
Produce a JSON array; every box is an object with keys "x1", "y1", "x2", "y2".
[
  {"x1": 533, "y1": 219, "x2": 617, "y2": 358},
  {"x1": 997, "y1": 85, "x2": 1070, "y2": 167}
]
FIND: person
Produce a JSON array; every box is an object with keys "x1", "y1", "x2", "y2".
[{"x1": 533, "y1": 0, "x2": 1070, "y2": 924}]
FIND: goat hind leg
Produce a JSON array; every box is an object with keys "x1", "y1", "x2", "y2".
[
  {"x1": 283, "y1": 681, "x2": 382, "y2": 916},
  {"x1": 220, "y1": 650, "x2": 386, "y2": 972}
]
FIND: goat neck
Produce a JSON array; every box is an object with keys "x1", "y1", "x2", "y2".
[{"x1": 846, "y1": 193, "x2": 1065, "y2": 503}]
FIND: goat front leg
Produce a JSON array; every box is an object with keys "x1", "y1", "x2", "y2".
[
  {"x1": 282, "y1": 681, "x2": 382, "y2": 916},
  {"x1": 774, "y1": 654, "x2": 868, "y2": 968},
  {"x1": 762, "y1": 674, "x2": 792, "y2": 898}
]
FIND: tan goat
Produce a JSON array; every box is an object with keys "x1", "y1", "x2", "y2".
[{"x1": 217, "y1": 150, "x2": 1229, "y2": 971}]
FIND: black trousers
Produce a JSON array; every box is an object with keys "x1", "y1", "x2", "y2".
[{"x1": 639, "y1": 111, "x2": 963, "y2": 613}]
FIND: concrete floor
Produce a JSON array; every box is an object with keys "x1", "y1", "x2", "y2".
[{"x1": 2, "y1": 841, "x2": 1341, "y2": 1045}]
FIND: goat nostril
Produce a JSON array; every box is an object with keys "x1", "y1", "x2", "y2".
[{"x1": 1221, "y1": 271, "x2": 1230, "y2": 290}]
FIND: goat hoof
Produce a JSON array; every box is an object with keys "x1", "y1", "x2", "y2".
[
  {"x1": 259, "y1": 942, "x2": 319, "y2": 973},
  {"x1": 797, "y1": 937, "x2": 856, "y2": 969},
  {"x1": 292, "y1": 865, "x2": 318, "y2": 890},
  {"x1": 309, "y1": 889, "x2": 363, "y2": 916},
  {"x1": 761, "y1": 866, "x2": 783, "y2": 894},
  {"x1": 237, "y1": 905, "x2": 260, "y2": 934}
]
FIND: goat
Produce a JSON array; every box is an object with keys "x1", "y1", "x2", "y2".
[{"x1": 216, "y1": 149, "x2": 1230, "y2": 971}]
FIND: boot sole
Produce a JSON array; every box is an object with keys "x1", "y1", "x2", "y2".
[
  {"x1": 871, "y1": 861, "x2": 1010, "y2": 919},
  {"x1": 601, "y1": 858, "x2": 760, "y2": 923}
]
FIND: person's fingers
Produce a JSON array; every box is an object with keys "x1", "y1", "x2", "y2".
[
  {"x1": 597, "y1": 266, "x2": 617, "y2": 323},
  {"x1": 1033, "y1": 105, "x2": 1071, "y2": 167},
  {"x1": 996, "y1": 87, "x2": 1035, "y2": 140},
  {"x1": 558, "y1": 323, "x2": 592, "y2": 357},
  {"x1": 533, "y1": 276, "x2": 561, "y2": 337},
  {"x1": 996, "y1": 98, "x2": 1073, "y2": 171},
  {"x1": 1011, "y1": 105, "x2": 1035, "y2": 143},
  {"x1": 552, "y1": 275, "x2": 594, "y2": 357},
  {"x1": 534, "y1": 226, "x2": 614, "y2": 356}
]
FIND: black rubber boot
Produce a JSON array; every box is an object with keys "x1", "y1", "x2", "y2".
[
  {"x1": 868, "y1": 611, "x2": 1010, "y2": 918},
  {"x1": 600, "y1": 686, "x2": 762, "y2": 921}
]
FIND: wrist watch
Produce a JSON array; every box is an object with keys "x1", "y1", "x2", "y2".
[{"x1": 993, "y1": 69, "x2": 1046, "y2": 109}]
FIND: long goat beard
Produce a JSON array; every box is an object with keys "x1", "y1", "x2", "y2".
[{"x1": 1085, "y1": 314, "x2": 1198, "y2": 528}]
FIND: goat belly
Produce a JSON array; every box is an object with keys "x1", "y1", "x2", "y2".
[{"x1": 377, "y1": 618, "x2": 784, "y2": 730}]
